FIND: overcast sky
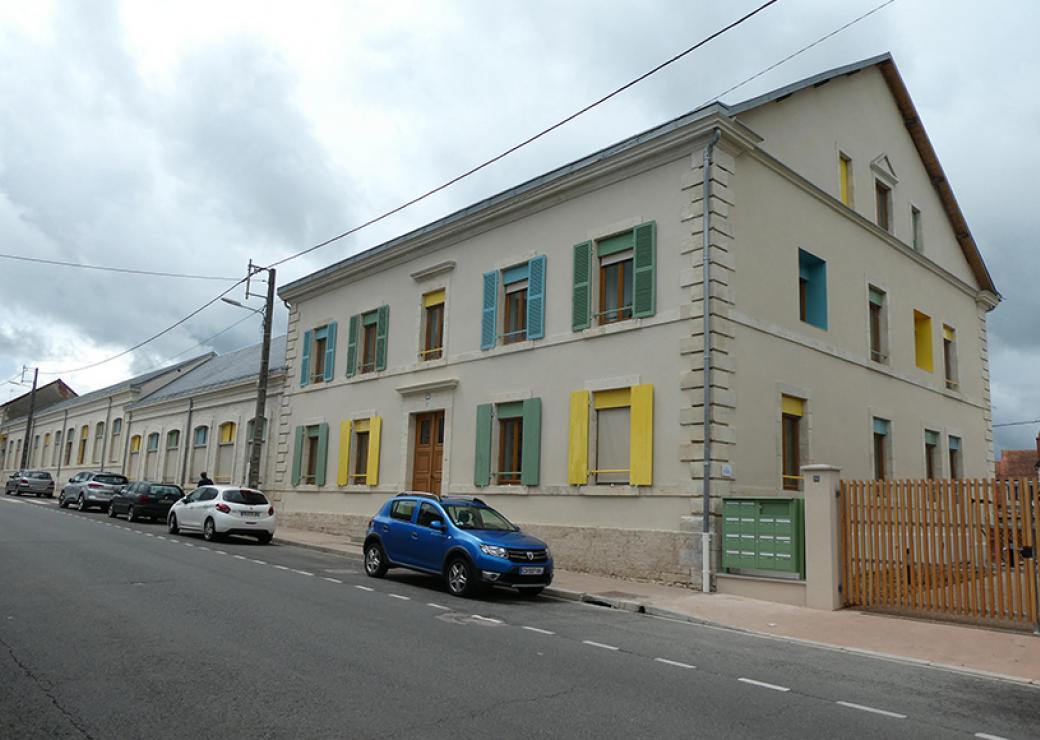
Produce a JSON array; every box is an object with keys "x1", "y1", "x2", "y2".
[{"x1": 1, "y1": 0, "x2": 1036, "y2": 454}]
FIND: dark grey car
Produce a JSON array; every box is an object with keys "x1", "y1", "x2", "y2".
[
  {"x1": 59, "y1": 471, "x2": 129, "y2": 511},
  {"x1": 4, "y1": 470, "x2": 55, "y2": 497}
]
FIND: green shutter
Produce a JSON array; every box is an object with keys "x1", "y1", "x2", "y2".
[
  {"x1": 481, "y1": 271, "x2": 497, "y2": 350},
  {"x1": 291, "y1": 426, "x2": 304, "y2": 486},
  {"x1": 315, "y1": 422, "x2": 329, "y2": 487},
  {"x1": 633, "y1": 221, "x2": 656, "y2": 318},
  {"x1": 474, "y1": 403, "x2": 493, "y2": 487},
  {"x1": 521, "y1": 397, "x2": 541, "y2": 486},
  {"x1": 572, "y1": 241, "x2": 592, "y2": 331},
  {"x1": 526, "y1": 255, "x2": 546, "y2": 340},
  {"x1": 323, "y1": 321, "x2": 337, "y2": 381},
  {"x1": 375, "y1": 304, "x2": 389, "y2": 371},
  {"x1": 346, "y1": 314, "x2": 360, "y2": 377},
  {"x1": 300, "y1": 330, "x2": 312, "y2": 386}
]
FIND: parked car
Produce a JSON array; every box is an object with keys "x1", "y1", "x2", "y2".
[
  {"x1": 363, "y1": 493, "x2": 553, "y2": 598},
  {"x1": 109, "y1": 481, "x2": 183, "y2": 522},
  {"x1": 167, "y1": 485, "x2": 275, "y2": 544},
  {"x1": 4, "y1": 470, "x2": 55, "y2": 497},
  {"x1": 59, "y1": 471, "x2": 129, "y2": 511}
]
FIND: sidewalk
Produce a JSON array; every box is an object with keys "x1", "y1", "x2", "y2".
[{"x1": 274, "y1": 525, "x2": 1040, "y2": 686}]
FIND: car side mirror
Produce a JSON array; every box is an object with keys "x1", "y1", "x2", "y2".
[
  {"x1": 430, "y1": 519, "x2": 443, "y2": 530},
  {"x1": 68, "y1": 477, "x2": 74, "y2": 483}
]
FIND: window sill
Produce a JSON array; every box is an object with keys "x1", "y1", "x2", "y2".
[{"x1": 571, "y1": 484, "x2": 641, "y2": 496}]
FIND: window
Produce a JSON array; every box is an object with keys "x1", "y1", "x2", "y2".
[
  {"x1": 53, "y1": 431, "x2": 62, "y2": 466},
  {"x1": 943, "y1": 325, "x2": 958, "y2": 390},
  {"x1": 596, "y1": 404, "x2": 630, "y2": 484},
  {"x1": 481, "y1": 256, "x2": 546, "y2": 350},
  {"x1": 781, "y1": 396, "x2": 804, "y2": 491},
  {"x1": 193, "y1": 426, "x2": 208, "y2": 447},
  {"x1": 911, "y1": 206, "x2": 923, "y2": 252},
  {"x1": 572, "y1": 223, "x2": 655, "y2": 332},
  {"x1": 924, "y1": 430, "x2": 940, "y2": 479},
  {"x1": 77, "y1": 425, "x2": 89, "y2": 465},
  {"x1": 798, "y1": 249, "x2": 827, "y2": 330},
  {"x1": 347, "y1": 308, "x2": 389, "y2": 376},
  {"x1": 110, "y1": 418, "x2": 122, "y2": 462},
  {"x1": 166, "y1": 430, "x2": 180, "y2": 449},
  {"x1": 218, "y1": 422, "x2": 236, "y2": 445},
  {"x1": 146, "y1": 433, "x2": 159, "y2": 452},
  {"x1": 503, "y1": 277, "x2": 528, "y2": 342},
  {"x1": 417, "y1": 502, "x2": 443, "y2": 528},
  {"x1": 336, "y1": 417, "x2": 382, "y2": 487},
  {"x1": 875, "y1": 180, "x2": 891, "y2": 231},
  {"x1": 292, "y1": 423, "x2": 329, "y2": 486},
  {"x1": 873, "y1": 418, "x2": 890, "y2": 480},
  {"x1": 868, "y1": 286, "x2": 888, "y2": 363},
  {"x1": 64, "y1": 428, "x2": 74, "y2": 465},
  {"x1": 914, "y1": 310, "x2": 933, "y2": 372},
  {"x1": 421, "y1": 290, "x2": 445, "y2": 360},
  {"x1": 112, "y1": 418, "x2": 122, "y2": 436},
  {"x1": 130, "y1": 435, "x2": 141, "y2": 454},
  {"x1": 838, "y1": 153, "x2": 853, "y2": 206},
  {"x1": 354, "y1": 428, "x2": 370, "y2": 480},
  {"x1": 496, "y1": 406, "x2": 525, "y2": 484},
  {"x1": 566, "y1": 386, "x2": 653, "y2": 487},
  {"x1": 300, "y1": 322, "x2": 338, "y2": 387},
  {"x1": 361, "y1": 318, "x2": 377, "y2": 372},
  {"x1": 389, "y1": 499, "x2": 416, "y2": 522},
  {"x1": 948, "y1": 436, "x2": 962, "y2": 479},
  {"x1": 475, "y1": 401, "x2": 541, "y2": 487}
]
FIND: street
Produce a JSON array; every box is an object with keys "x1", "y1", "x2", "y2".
[{"x1": 1, "y1": 495, "x2": 1038, "y2": 740}]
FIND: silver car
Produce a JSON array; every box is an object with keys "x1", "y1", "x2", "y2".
[
  {"x1": 59, "y1": 471, "x2": 129, "y2": 511},
  {"x1": 5, "y1": 470, "x2": 55, "y2": 497}
]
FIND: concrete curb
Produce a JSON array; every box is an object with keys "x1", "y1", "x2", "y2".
[{"x1": 273, "y1": 536, "x2": 363, "y2": 560}]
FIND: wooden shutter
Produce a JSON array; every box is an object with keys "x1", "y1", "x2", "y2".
[
  {"x1": 521, "y1": 397, "x2": 541, "y2": 486},
  {"x1": 629, "y1": 384, "x2": 653, "y2": 486},
  {"x1": 346, "y1": 314, "x2": 360, "y2": 377},
  {"x1": 567, "y1": 391, "x2": 589, "y2": 484},
  {"x1": 632, "y1": 221, "x2": 656, "y2": 318},
  {"x1": 481, "y1": 271, "x2": 497, "y2": 350},
  {"x1": 315, "y1": 422, "x2": 329, "y2": 487},
  {"x1": 474, "y1": 403, "x2": 493, "y2": 486},
  {"x1": 366, "y1": 416, "x2": 382, "y2": 486},
  {"x1": 526, "y1": 255, "x2": 546, "y2": 340},
  {"x1": 291, "y1": 426, "x2": 304, "y2": 486},
  {"x1": 336, "y1": 420, "x2": 351, "y2": 486},
  {"x1": 572, "y1": 242, "x2": 592, "y2": 331},
  {"x1": 300, "y1": 330, "x2": 313, "y2": 386},
  {"x1": 324, "y1": 321, "x2": 337, "y2": 381},
  {"x1": 375, "y1": 305, "x2": 390, "y2": 371}
]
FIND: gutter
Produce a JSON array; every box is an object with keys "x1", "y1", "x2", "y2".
[
  {"x1": 701, "y1": 127, "x2": 722, "y2": 594},
  {"x1": 99, "y1": 397, "x2": 113, "y2": 473}
]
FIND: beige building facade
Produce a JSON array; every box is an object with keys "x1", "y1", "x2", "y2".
[{"x1": 270, "y1": 54, "x2": 998, "y2": 587}]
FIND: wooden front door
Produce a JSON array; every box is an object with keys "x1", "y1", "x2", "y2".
[{"x1": 411, "y1": 411, "x2": 444, "y2": 494}]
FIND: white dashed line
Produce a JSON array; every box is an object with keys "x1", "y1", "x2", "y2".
[
  {"x1": 388, "y1": 594, "x2": 410, "y2": 600},
  {"x1": 273, "y1": 565, "x2": 290, "y2": 571},
  {"x1": 145, "y1": 533, "x2": 154, "y2": 537},
  {"x1": 521, "y1": 626, "x2": 555, "y2": 635},
  {"x1": 355, "y1": 585, "x2": 374, "y2": 592},
  {"x1": 233, "y1": 554, "x2": 247, "y2": 560},
  {"x1": 214, "y1": 550, "x2": 227, "y2": 555},
  {"x1": 198, "y1": 545, "x2": 210, "y2": 551},
  {"x1": 738, "y1": 678, "x2": 790, "y2": 692},
  {"x1": 836, "y1": 701, "x2": 905, "y2": 719},
  {"x1": 582, "y1": 640, "x2": 619, "y2": 651},
  {"x1": 250, "y1": 559, "x2": 266, "y2": 565},
  {"x1": 183, "y1": 543, "x2": 194, "y2": 547},
  {"x1": 975, "y1": 734, "x2": 1011, "y2": 740},
  {"x1": 471, "y1": 615, "x2": 502, "y2": 623},
  {"x1": 291, "y1": 569, "x2": 314, "y2": 577},
  {"x1": 655, "y1": 658, "x2": 695, "y2": 669},
  {"x1": 323, "y1": 577, "x2": 343, "y2": 584},
  {"x1": 427, "y1": 603, "x2": 450, "y2": 610},
  {"x1": 156, "y1": 535, "x2": 166, "y2": 540}
]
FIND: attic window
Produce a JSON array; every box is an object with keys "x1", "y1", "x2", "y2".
[{"x1": 875, "y1": 180, "x2": 892, "y2": 232}]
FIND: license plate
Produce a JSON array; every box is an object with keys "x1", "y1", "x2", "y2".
[
  {"x1": 242, "y1": 511, "x2": 260, "y2": 517},
  {"x1": 520, "y1": 567, "x2": 544, "y2": 576}
]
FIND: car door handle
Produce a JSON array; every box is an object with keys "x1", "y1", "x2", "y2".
[{"x1": 411, "y1": 532, "x2": 418, "y2": 540}]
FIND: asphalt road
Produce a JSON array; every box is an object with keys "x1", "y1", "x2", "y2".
[{"x1": 2, "y1": 495, "x2": 1038, "y2": 740}]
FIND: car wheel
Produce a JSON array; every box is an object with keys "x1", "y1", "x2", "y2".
[
  {"x1": 255, "y1": 532, "x2": 272, "y2": 545},
  {"x1": 364, "y1": 542, "x2": 388, "y2": 578},
  {"x1": 126, "y1": 506, "x2": 137, "y2": 523},
  {"x1": 77, "y1": 495, "x2": 86, "y2": 511},
  {"x1": 517, "y1": 587, "x2": 544, "y2": 599},
  {"x1": 202, "y1": 518, "x2": 218, "y2": 542},
  {"x1": 167, "y1": 514, "x2": 179, "y2": 535},
  {"x1": 445, "y1": 557, "x2": 478, "y2": 598}
]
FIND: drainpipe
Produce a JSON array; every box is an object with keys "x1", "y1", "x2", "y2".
[
  {"x1": 99, "y1": 397, "x2": 113, "y2": 473},
  {"x1": 180, "y1": 399, "x2": 194, "y2": 488},
  {"x1": 55, "y1": 409, "x2": 69, "y2": 482},
  {"x1": 701, "y1": 127, "x2": 722, "y2": 594}
]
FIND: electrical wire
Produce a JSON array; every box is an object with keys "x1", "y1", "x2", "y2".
[
  {"x1": 993, "y1": 419, "x2": 1040, "y2": 429},
  {"x1": 122, "y1": 311, "x2": 261, "y2": 378},
  {"x1": 263, "y1": 0, "x2": 780, "y2": 270},
  {"x1": 0, "y1": 252, "x2": 239, "y2": 281}
]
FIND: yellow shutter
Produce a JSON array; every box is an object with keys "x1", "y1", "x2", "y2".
[
  {"x1": 337, "y1": 420, "x2": 352, "y2": 486},
  {"x1": 354, "y1": 418, "x2": 370, "y2": 433},
  {"x1": 367, "y1": 416, "x2": 382, "y2": 486},
  {"x1": 629, "y1": 384, "x2": 653, "y2": 486},
  {"x1": 781, "y1": 396, "x2": 804, "y2": 417},
  {"x1": 423, "y1": 289, "x2": 446, "y2": 308},
  {"x1": 568, "y1": 391, "x2": 589, "y2": 485},
  {"x1": 593, "y1": 387, "x2": 630, "y2": 410}
]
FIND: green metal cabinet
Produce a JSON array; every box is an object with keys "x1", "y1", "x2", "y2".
[{"x1": 722, "y1": 497, "x2": 805, "y2": 578}]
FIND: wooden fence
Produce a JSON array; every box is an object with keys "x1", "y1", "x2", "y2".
[{"x1": 840, "y1": 478, "x2": 1039, "y2": 630}]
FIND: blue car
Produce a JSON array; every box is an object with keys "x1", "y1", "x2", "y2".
[{"x1": 364, "y1": 493, "x2": 553, "y2": 598}]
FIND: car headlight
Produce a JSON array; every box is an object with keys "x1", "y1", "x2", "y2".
[
  {"x1": 544, "y1": 546, "x2": 551, "y2": 560},
  {"x1": 479, "y1": 544, "x2": 508, "y2": 559}
]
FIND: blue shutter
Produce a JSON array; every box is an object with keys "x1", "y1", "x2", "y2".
[
  {"x1": 346, "y1": 315, "x2": 360, "y2": 377},
  {"x1": 324, "y1": 321, "x2": 337, "y2": 381},
  {"x1": 300, "y1": 330, "x2": 312, "y2": 387},
  {"x1": 481, "y1": 271, "x2": 498, "y2": 350},
  {"x1": 375, "y1": 305, "x2": 390, "y2": 371},
  {"x1": 632, "y1": 222, "x2": 656, "y2": 318},
  {"x1": 526, "y1": 255, "x2": 546, "y2": 340}
]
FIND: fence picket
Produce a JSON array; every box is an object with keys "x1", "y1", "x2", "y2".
[
  {"x1": 1026, "y1": 479, "x2": 1039, "y2": 626},
  {"x1": 955, "y1": 479, "x2": 971, "y2": 615}
]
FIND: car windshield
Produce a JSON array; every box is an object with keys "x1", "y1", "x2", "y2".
[
  {"x1": 95, "y1": 474, "x2": 127, "y2": 485},
  {"x1": 151, "y1": 485, "x2": 182, "y2": 497},
  {"x1": 443, "y1": 503, "x2": 517, "y2": 532},
  {"x1": 30, "y1": 472, "x2": 52, "y2": 480},
  {"x1": 223, "y1": 489, "x2": 268, "y2": 505}
]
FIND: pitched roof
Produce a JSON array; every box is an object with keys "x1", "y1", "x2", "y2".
[
  {"x1": 281, "y1": 53, "x2": 996, "y2": 299},
  {"x1": 132, "y1": 336, "x2": 287, "y2": 407},
  {"x1": 995, "y1": 449, "x2": 1039, "y2": 479}
]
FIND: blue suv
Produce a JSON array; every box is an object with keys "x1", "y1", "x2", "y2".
[{"x1": 364, "y1": 493, "x2": 553, "y2": 598}]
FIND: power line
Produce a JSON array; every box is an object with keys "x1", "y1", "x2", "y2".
[
  {"x1": 0, "y1": 252, "x2": 239, "y2": 282},
  {"x1": 123, "y1": 311, "x2": 261, "y2": 377},
  {"x1": 993, "y1": 419, "x2": 1040, "y2": 429},
  {"x1": 264, "y1": 0, "x2": 780, "y2": 270}
]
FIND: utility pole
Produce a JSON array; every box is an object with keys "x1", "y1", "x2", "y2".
[
  {"x1": 19, "y1": 366, "x2": 38, "y2": 470},
  {"x1": 246, "y1": 262, "x2": 275, "y2": 489}
]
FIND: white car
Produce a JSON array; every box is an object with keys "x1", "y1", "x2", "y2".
[{"x1": 167, "y1": 484, "x2": 276, "y2": 544}]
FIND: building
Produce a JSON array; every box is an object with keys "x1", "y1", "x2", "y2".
[
  {"x1": 271, "y1": 53, "x2": 998, "y2": 587},
  {"x1": 995, "y1": 436, "x2": 1039, "y2": 480}
]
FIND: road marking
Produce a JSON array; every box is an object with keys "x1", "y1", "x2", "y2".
[
  {"x1": 291, "y1": 569, "x2": 314, "y2": 576},
  {"x1": 835, "y1": 701, "x2": 905, "y2": 719},
  {"x1": 323, "y1": 577, "x2": 343, "y2": 584},
  {"x1": 655, "y1": 658, "x2": 695, "y2": 669},
  {"x1": 582, "y1": 640, "x2": 619, "y2": 651},
  {"x1": 145, "y1": 533, "x2": 154, "y2": 537},
  {"x1": 214, "y1": 550, "x2": 227, "y2": 555},
  {"x1": 355, "y1": 585, "x2": 374, "y2": 592},
  {"x1": 738, "y1": 678, "x2": 790, "y2": 692},
  {"x1": 198, "y1": 545, "x2": 209, "y2": 551},
  {"x1": 388, "y1": 594, "x2": 410, "y2": 600},
  {"x1": 273, "y1": 565, "x2": 290, "y2": 571},
  {"x1": 250, "y1": 559, "x2": 266, "y2": 565},
  {"x1": 183, "y1": 543, "x2": 194, "y2": 547},
  {"x1": 157, "y1": 536, "x2": 167, "y2": 540},
  {"x1": 471, "y1": 615, "x2": 502, "y2": 624},
  {"x1": 975, "y1": 734, "x2": 1011, "y2": 740},
  {"x1": 522, "y1": 626, "x2": 555, "y2": 635},
  {"x1": 427, "y1": 603, "x2": 450, "y2": 610},
  {"x1": 233, "y1": 554, "x2": 247, "y2": 560}
]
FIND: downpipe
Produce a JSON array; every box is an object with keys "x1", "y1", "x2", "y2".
[{"x1": 701, "y1": 127, "x2": 722, "y2": 594}]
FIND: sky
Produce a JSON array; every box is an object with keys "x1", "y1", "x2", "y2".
[{"x1": 0, "y1": 0, "x2": 1037, "y2": 454}]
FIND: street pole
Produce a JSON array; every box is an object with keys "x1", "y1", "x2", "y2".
[
  {"x1": 247, "y1": 266, "x2": 275, "y2": 489},
  {"x1": 20, "y1": 367, "x2": 38, "y2": 470}
]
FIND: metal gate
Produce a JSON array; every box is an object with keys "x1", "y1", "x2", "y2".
[{"x1": 840, "y1": 478, "x2": 1039, "y2": 631}]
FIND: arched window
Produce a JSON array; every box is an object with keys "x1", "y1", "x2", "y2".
[
  {"x1": 130, "y1": 435, "x2": 142, "y2": 454},
  {"x1": 162, "y1": 430, "x2": 181, "y2": 484},
  {"x1": 93, "y1": 422, "x2": 105, "y2": 463},
  {"x1": 77, "y1": 425, "x2": 89, "y2": 465},
  {"x1": 64, "y1": 428, "x2": 74, "y2": 465},
  {"x1": 218, "y1": 422, "x2": 236, "y2": 445},
  {"x1": 193, "y1": 426, "x2": 209, "y2": 447},
  {"x1": 110, "y1": 418, "x2": 122, "y2": 463},
  {"x1": 190, "y1": 426, "x2": 209, "y2": 483},
  {"x1": 215, "y1": 422, "x2": 237, "y2": 483},
  {"x1": 146, "y1": 433, "x2": 160, "y2": 452}
]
